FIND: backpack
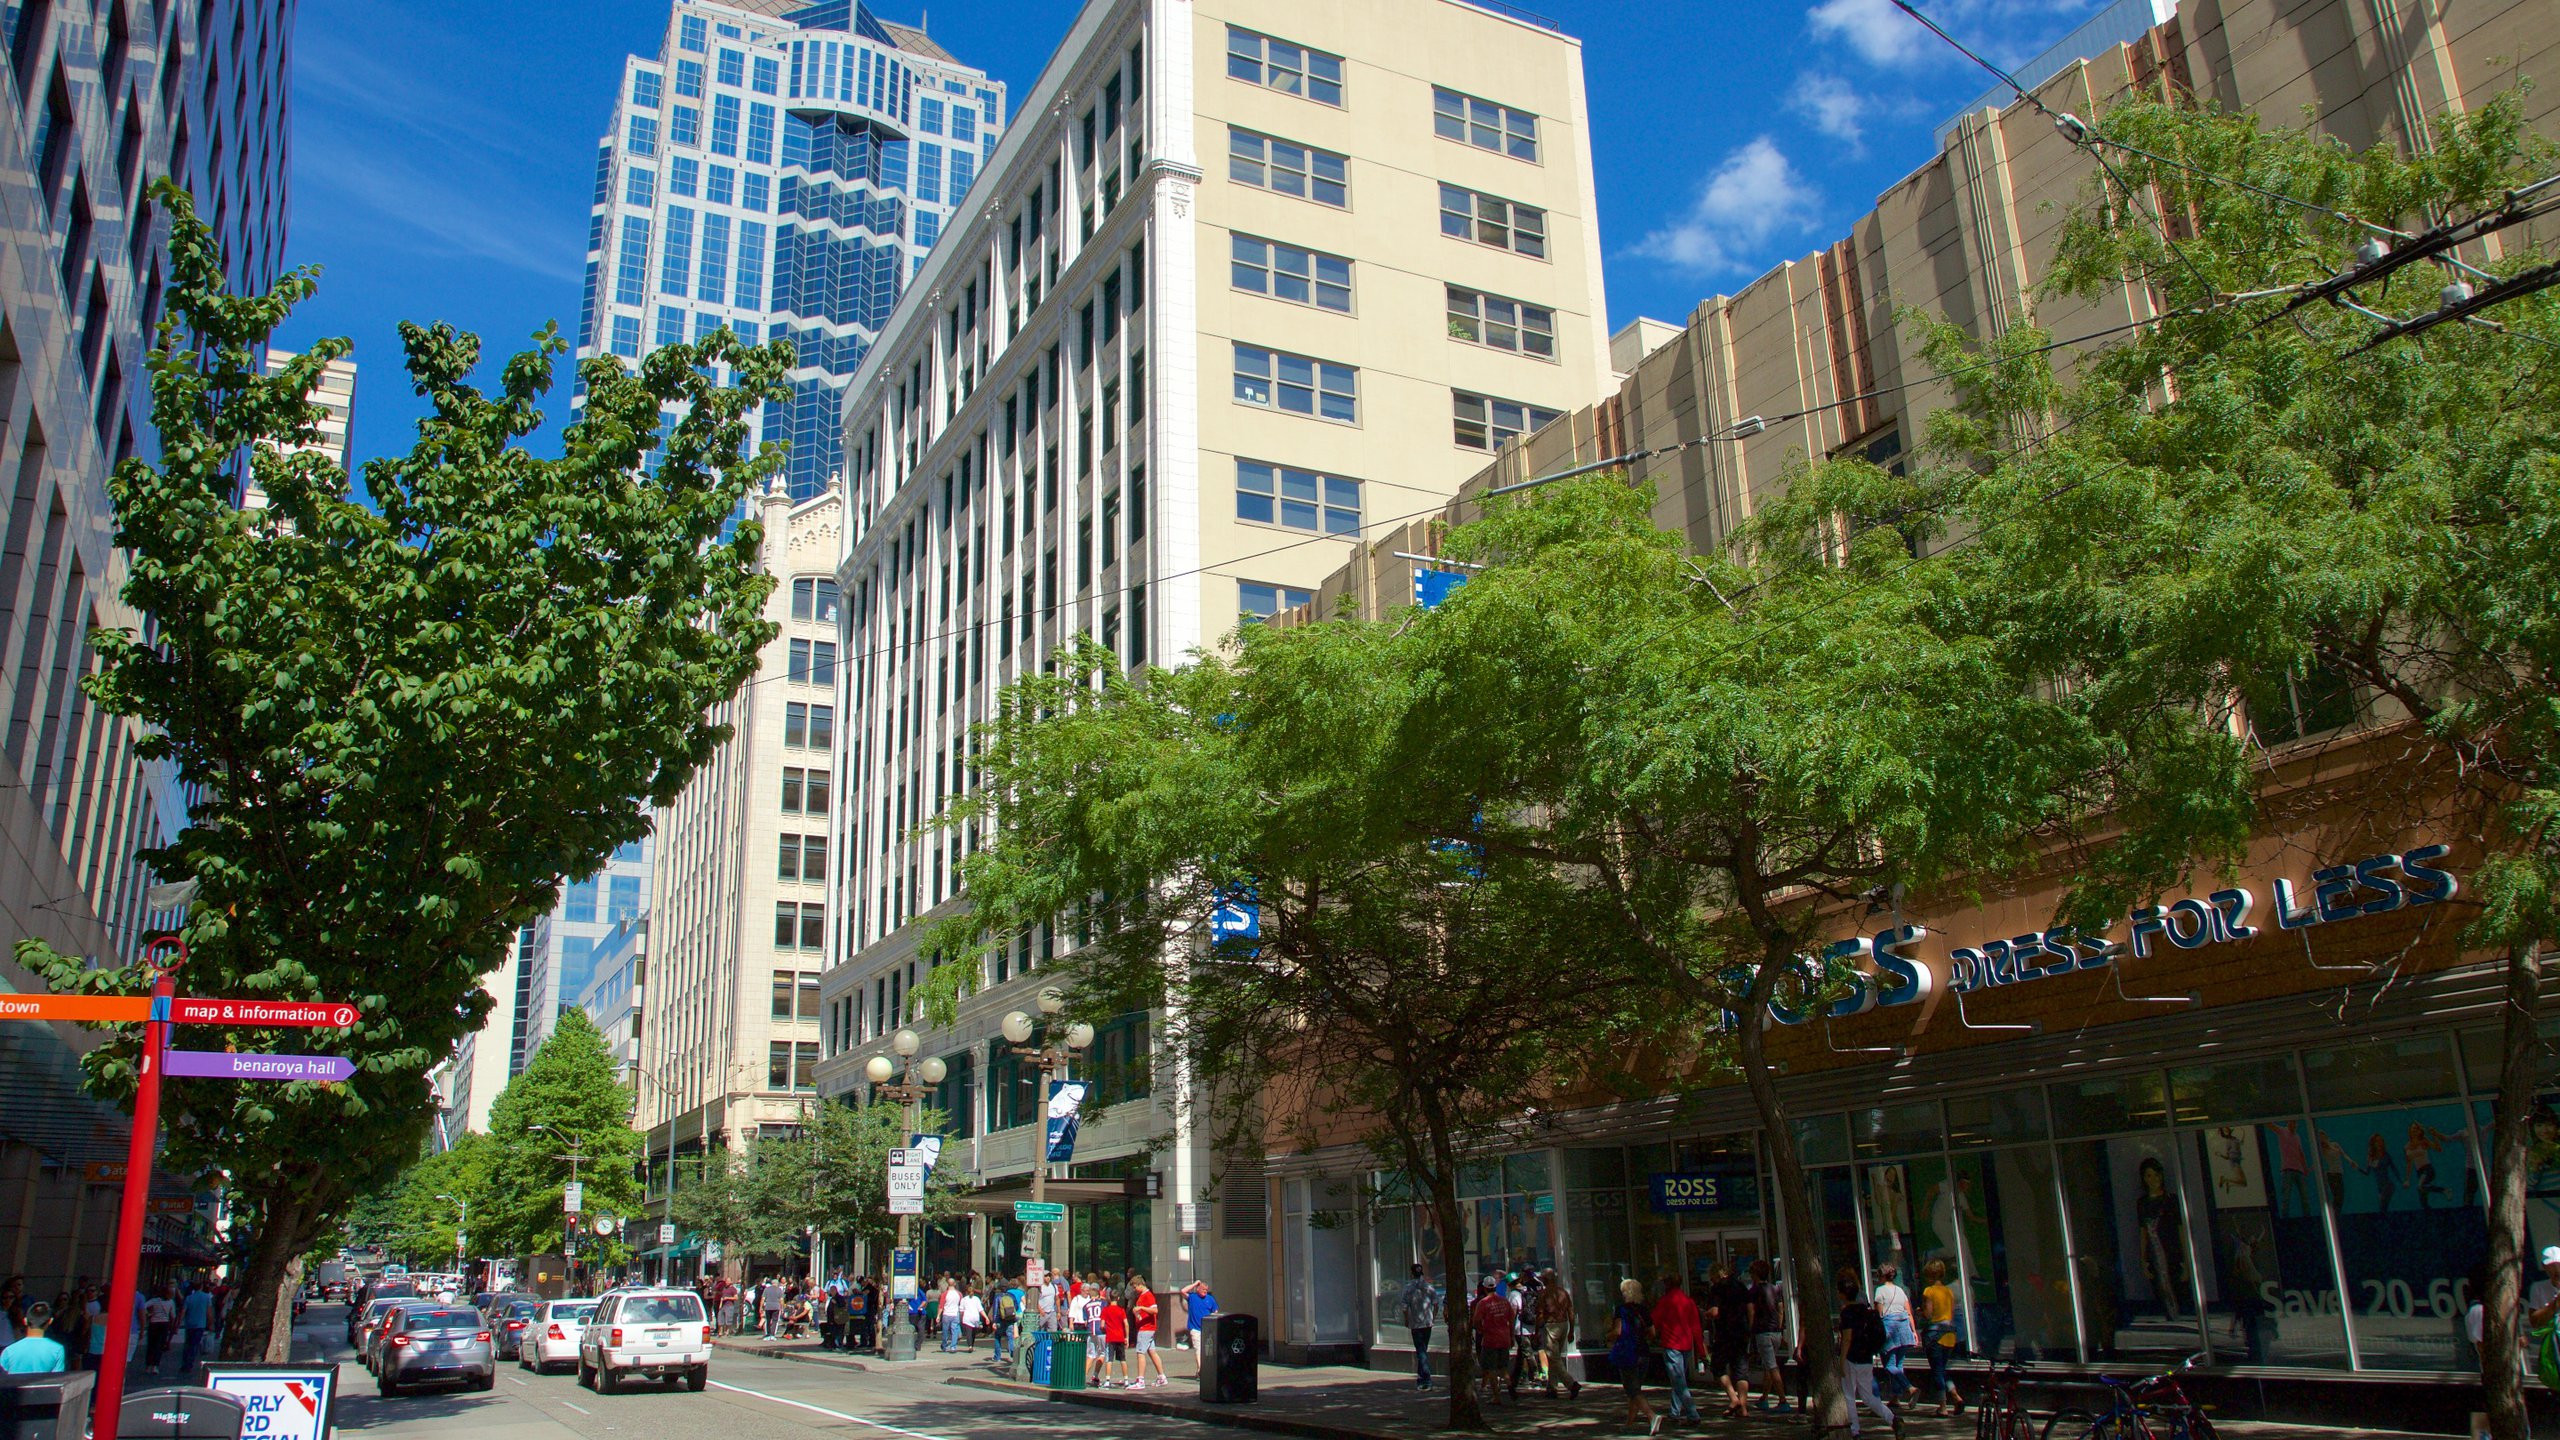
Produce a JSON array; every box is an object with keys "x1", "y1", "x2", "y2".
[
  {"x1": 1852, "y1": 1303, "x2": 1888, "y2": 1358},
  {"x1": 996, "y1": 1291, "x2": 1018, "y2": 1323},
  {"x1": 1751, "y1": 1282, "x2": 1781, "y2": 1334}
]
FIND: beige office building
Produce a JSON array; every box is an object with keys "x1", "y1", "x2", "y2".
[
  {"x1": 634, "y1": 477, "x2": 845, "y2": 1266},
  {"x1": 812, "y1": 0, "x2": 1611, "y2": 1310}
]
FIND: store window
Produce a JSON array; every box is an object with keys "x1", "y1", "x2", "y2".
[
  {"x1": 2305, "y1": 1035, "x2": 2480, "y2": 1371},
  {"x1": 2059, "y1": 1128, "x2": 2200, "y2": 1365},
  {"x1": 2170, "y1": 1057, "x2": 2350, "y2": 1369}
]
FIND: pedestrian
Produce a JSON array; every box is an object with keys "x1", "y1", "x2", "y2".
[
  {"x1": 83, "y1": 1288, "x2": 108, "y2": 1373},
  {"x1": 0, "y1": 1302, "x2": 65, "y2": 1375},
  {"x1": 992, "y1": 1276, "x2": 1021, "y2": 1365},
  {"x1": 959, "y1": 1282, "x2": 987, "y2": 1352},
  {"x1": 1919, "y1": 1259, "x2": 1963, "y2": 1415},
  {"x1": 1536, "y1": 1268, "x2": 1581, "y2": 1399},
  {"x1": 1651, "y1": 1273, "x2": 1703, "y2": 1425},
  {"x1": 142, "y1": 1287, "x2": 176, "y2": 1372},
  {"x1": 1749, "y1": 1259, "x2": 1791, "y2": 1414},
  {"x1": 1706, "y1": 1262, "x2": 1754, "y2": 1416},
  {"x1": 1100, "y1": 1287, "x2": 1132, "y2": 1388},
  {"x1": 1609, "y1": 1278, "x2": 1657, "y2": 1434},
  {"x1": 1132, "y1": 1275, "x2": 1170, "y2": 1387},
  {"x1": 718, "y1": 1280, "x2": 740, "y2": 1336},
  {"x1": 856, "y1": 1276, "x2": 881, "y2": 1352},
  {"x1": 939, "y1": 1276, "x2": 964, "y2": 1352},
  {"x1": 1084, "y1": 1280, "x2": 1111, "y2": 1386},
  {"x1": 1835, "y1": 1275, "x2": 1900, "y2": 1438},
  {"x1": 759, "y1": 1274, "x2": 784, "y2": 1340},
  {"x1": 1184, "y1": 1279, "x2": 1217, "y2": 1366},
  {"x1": 1872, "y1": 1263, "x2": 1917, "y2": 1403},
  {"x1": 1508, "y1": 1271, "x2": 1538, "y2": 1399},
  {"x1": 1469, "y1": 1276, "x2": 1514, "y2": 1409},
  {"x1": 1396, "y1": 1263, "x2": 1440, "y2": 1391},
  {"x1": 818, "y1": 1284, "x2": 843, "y2": 1350}
]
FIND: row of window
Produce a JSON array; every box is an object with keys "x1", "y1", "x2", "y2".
[
  {"x1": 778, "y1": 832, "x2": 829, "y2": 885},
  {"x1": 563, "y1": 873, "x2": 644, "y2": 926},
  {"x1": 1225, "y1": 23, "x2": 1544, "y2": 167},
  {"x1": 1231, "y1": 234, "x2": 1554, "y2": 359},
  {"x1": 1239, "y1": 581, "x2": 1314, "y2": 620},
  {"x1": 1229, "y1": 342, "x2": 1563, "y2": 451},
  {"x1": 791, "y1": 576, "x2": 841, "y2": 622},
  {"x1": 770, "y1": 969, "x2": 821, "y2": 1021},
  {"x1": 767, "y1": 1039, "x2": 821, "y2": 1091}
]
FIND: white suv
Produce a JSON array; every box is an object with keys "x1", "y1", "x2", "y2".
[{"x1": 577, "y1": 1288, "x2": 711, "y2": 1393}]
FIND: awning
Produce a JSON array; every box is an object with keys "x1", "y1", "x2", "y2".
[{"x1": 950, "y1": 1178, "x2": 1153, "y2": 1215}]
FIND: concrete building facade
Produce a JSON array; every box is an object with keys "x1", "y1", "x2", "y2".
[{"x1": 813, "y1": 0, "x2": 1612, "y2": 1307}]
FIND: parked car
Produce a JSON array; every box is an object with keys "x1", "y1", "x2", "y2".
[
  {"x1": 362, "y1": 1304, "x2": 410, "y2": 1373},
  {"x1": 577, "y1": 1288, "x2": 710, "y2": 1393},
  {"x1": 347, "y1": 1298, "x2": 402, "y2": 1360},
  {"x1": 377, "y1": 1306, "x2": 496, "y2": 1397},
  {"x1": 520, "y1": 1298, "x2": 598, "y2": 1374},
  {"x1": 493, "y1": 1299, "x2": 543, "y2": 1359}
]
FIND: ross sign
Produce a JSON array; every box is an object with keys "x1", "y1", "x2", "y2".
[
  {"x1": 1750, "y1": 843, "x2": 2459, "y2": 1028},
  {"x1": 887, "y1": 1164, "x2": 926, "y2": 1215},
  {"x1": 658, "y1": 1223, "x2": 676, "y2": 1245},
  {"x1": 891, "y1": 1246, "x2": 918, "y2": 1298},
  {"x1": 201, "y1": 1361, "x2": 340, "y2": 1440},
  {"x1": 1045, "y1": 1080, "x2": 1089, "y2": 1164},
  {"x1": 0, "y1": 993, "x2": 149, "y2": 1022},
  {"x1": 562, "y1": 1182, "x2": 584, "y2": 1214},
  {"x1": 171, "y1": 998, "x2": 360, "y2": 1028},
  {"x1": 1413, "y1": 568, "x2": 1470, "y2": 609},
  {"x1": 1013, "y1": 1201, "x2": 1066, "y2": 1224},
  {"x1": 1649, "y1": 1166, "x2": 1761, "y2": 1215},
  {"x1": 164, "y1": 1050, "x2": 354, "y2": 1083}
]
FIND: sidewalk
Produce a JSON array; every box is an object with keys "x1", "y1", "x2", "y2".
[
  {"x1": 944, "y1": 1359, "x2": 2466, "y2": 1440},
  {"x1": 708, "y1": 1329, "x2": 873, "y2": 1369}
]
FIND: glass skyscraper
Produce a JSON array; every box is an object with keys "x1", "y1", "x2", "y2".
[{"x1": 575, "y1": 0, "x2": 1005, "y2": 499}]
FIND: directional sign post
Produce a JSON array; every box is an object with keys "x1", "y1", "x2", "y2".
[
  {"x1": 164, "y1": 1050, "x2": 355, "y2": 1082},
  {"x1": 0, "y1": 994, "x2": 150, "y2": 1023},
  {"x1": 1012, "y1": 1201, "x2": 1066, "y2": 1225},
  {"x1": 171, "y1": 998, "x2": 360, "y2": 1028}
]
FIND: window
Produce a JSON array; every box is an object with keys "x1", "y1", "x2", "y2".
[
  {"x1": 778, "y1": 834, "x2": 800, "y2": 882},
  {"x1": 564, "y1": 878, "x2": 598, "y2": 924},
  {"x1": 1225, "y1": 26, "x2": 1343, "y2": 106},
  {"x1": 787, "y1": 638, "x2": 837, "y2": 684},
  {"x1": 1433, "y1": 85, "x2": 1539, "y2": 161},
  {"x1": 678, "y1": 13, "x2": 706, "y2": 52},
  {"x1": 668, "y1": 155, "x2": 699, "y2": 197},
  {"x1": 800, "y1": 976, "x2": 821, "y2": 1021},
  {"x1": 1238, "y1": 581, "x2": 1314, "y2": 620},
  {"x1": 671, "y1": 105, "x2": 700, "y2": 147},
  {"x1": 674, "y1": 57, "x2": 703, "y2": 98},
  {"x1": 1233, "y1": 344, "x2": 1357, "y2": 423},
  {"x1": 623, "y1": 166, "x2": 656, "y2": 208},
  {"x1": 626, "y1": 114, "x2": 658, "y2": 158},
  {"x1": 1231, "y1": 235, "x2": 1350, "y2": 313},
  {"x1": 767, "y1": 1041, "x2": 792, "y2": 1090},
  {"x1": 772, "y1": 970, "x2": 797, "y2": 1019},
  {"x1": 1440, "y1": 184, "x2": 1547, "y2": 257},
  {"x1": 632, "y1": 69, "x2": 662, "y2": 108},
  {"x1": 1447, "y1": 286, "x2": 1555, "y2": 358},
  {"x1": 1453, "y1": 391, "x2": 1562, "y2": 451},
  {"x1": 710, "y1": 94, "x2": 740, "y2": 156},
  {"x1": 751, "y1": 55, "x2": 780, "y2": 95},
  {"x1": 1237, "y1": 461, "x2": 1361, "y2": 535},
  {"x1": 660, "y1": 207, "x2": 694, "y2": 296},
  {"x1": 715, "y1": 47, "x2": 744, "y2": 87},
  {"x1": 774, "y1": 902, "x2": 823, "y2": 950},
  {"x1": 609, "y1": 315, "x2": 641, "y2": 359},
  {"x1": 784, "y1": 701, "x2": 835, "y2": 748},
  {"x1": 778, "y1": 832, "x2": 828, "y2": 882},
  {"x1": 791, "y1": 577, "x2": 841, "y2": 621},
  {"x1": 607, "y1": 874, "x2": 641, "y2": 923},
  {"x1": 1227, "y1": 129, "x2": 1347, "y2": 208},
  {"x1": 781, "y1": 766, "x2": 833, "y2": 815}
]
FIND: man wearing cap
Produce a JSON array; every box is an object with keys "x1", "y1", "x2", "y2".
[
  {"x1": 2528, "y1": 1247, "x2": 2560, "y2": 1325},
  {"x1": 1469, "y1": 1276, "x2": 1515, "y2": 1407}
]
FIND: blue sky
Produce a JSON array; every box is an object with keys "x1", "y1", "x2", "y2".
[{"x1": 275, "y1": 0, "x2": 2113, "y2": 467}]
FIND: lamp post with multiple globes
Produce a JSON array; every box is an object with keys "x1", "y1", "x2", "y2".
[
  {"x1": 998, "y1": 988, "x2": 1092, "y2": 1309},
  {"x1": 863, "y1": 1027, "x2": 945, "y2": 1362}
]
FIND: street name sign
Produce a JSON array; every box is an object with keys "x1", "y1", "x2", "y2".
[
  {"x1": 171, "y1": 998, "x2": 359, "y2": 1027},
  {"x1": 164, "y1": 1050, "x2": 354, "y2": 1082},
  {"x1": 1011, "y1": 1201, "x2": 1065, "y2": 1224}
]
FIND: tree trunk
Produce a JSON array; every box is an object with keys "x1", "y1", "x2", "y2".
[
  {"x1": 1737, "y1": 952, "x2": 1846, "y2": 1435},
  {"x1": 221, "y1": 1187, "x2": 314, "y2": 1362},
  {"x1": 1419, "y1": 1092, "x2": 1487, "y2": 1432},
  {"x1": 2481, "y1": 937, "x2": 2542, "y2": 1440}
]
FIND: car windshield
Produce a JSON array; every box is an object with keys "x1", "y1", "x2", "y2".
[
  {"x1": 406, "y1": 1309, "x2": 481, "y2": 1332},
  {"x1": 504, "y1": 1302, "x2": 539, "y2": 1319},
  {"x1": 363, "y1": 1302, "x2": 398, "y2": 1321},
  {"x1": 551, "y1": 1303, "x2": 597, "y2": 1323},
  {"x1": 619, "y1": 1295, "x2": 704, "y2": 1324}
]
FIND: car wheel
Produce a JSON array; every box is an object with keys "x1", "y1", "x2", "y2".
[
  {"x1": 578, "y1": 1359, "x2": 595, "y2": 1388},
  {"x1": 474, "y1": 1373, "x2": 496, "y2": 1393},
  {"x1": 596, "y1": 1365, "x2": 619, "y2": 1395},
  {"x1": 685, "y1": 1366, "x2": 708, "y2": 1393},
  {"x1": 377, "y1": 1376, "x2": 399, "y2": 1399}
]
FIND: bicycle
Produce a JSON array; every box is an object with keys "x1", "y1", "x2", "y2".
[
  {"x1": 2040, "y1": 1370, "x2": 2219, "y2": 1440},
  {"x1": 1974, "y1": 1361, "x2": 2037, "y2": 1440}
]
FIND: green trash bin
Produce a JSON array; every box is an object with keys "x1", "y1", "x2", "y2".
[{"x1": 1049, "y1": 1334, "x2": 1088, "y2": 1391}]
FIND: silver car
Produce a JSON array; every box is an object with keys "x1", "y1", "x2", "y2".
[{"x1": 377, "y1": 1305, "x2": 497, "y2": 1396}]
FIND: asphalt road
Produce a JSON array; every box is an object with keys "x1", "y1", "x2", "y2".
[{"x1": 294, "y1": 1305, "x2": 1210, "y2": 1440}]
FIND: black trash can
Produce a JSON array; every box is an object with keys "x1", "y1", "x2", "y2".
[
  {"x1": 0, "y1": 1371, "x2": 94, "y2": 1440},
  {"x1": 1198, "y1": 1313, "x2": 1258, "y2": 1404},
  {"x1": 117, "y1": 1387, "x2": 247, "y2": 1439}
]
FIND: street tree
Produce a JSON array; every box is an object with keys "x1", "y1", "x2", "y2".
[
  {"x1": 483, "y1": 1010, "x2": 645, "y2": 1266},
  {"x1": 667, "y1": 1149, "x2": 803, "y2": 1269},
  {"x1": 1924, "y1": 94, "x2": 2560, "y2": 1435},
  {"x1": 372, "y1": 1132, "x2": 497, "y2": 1268},
  {"x1": 932, "y1": 634, "x2": 1678, "y2": 1432},
  {"x1": 748, "y1": 1100, "x2": 967, "y2": 1274},
  {"x1": 1393, "y1": 474, "x2": 2250, "y2": 1431},
  {"x1": 14, "y1": 182, "x2": 786, "y2": 1359}
]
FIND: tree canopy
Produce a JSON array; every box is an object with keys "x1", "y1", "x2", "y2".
[{"x1": 483, "y1": 1009, "x2": 645, "y2": 1264}]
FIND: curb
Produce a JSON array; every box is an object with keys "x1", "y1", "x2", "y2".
[
  {"x1": 710, "y1": 1338, "x2": 872, "y2": 1372},
  {"x1": 944, "y1": 1374, "x2": 1394, "y2": 1440}
]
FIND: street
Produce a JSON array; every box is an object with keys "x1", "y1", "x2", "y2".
[{"x1": 293, "y1": 1305, "x2": 1210, "y2": 1440}]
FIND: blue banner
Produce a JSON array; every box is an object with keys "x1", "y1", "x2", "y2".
[
  {"x1": 1210, "y1": 887, "x2": 1260, "y2": 945},
  {"x1": 1046, "y1": 1079, "x2": 1089, "y2": 1163},
  {"x1": 907, "y1": 1133, "x2": 943, "y2": 1175}
]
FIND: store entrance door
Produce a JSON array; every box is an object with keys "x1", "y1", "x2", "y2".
[{"x1": 1680, "y1": 1226, "x2": 1768, "y2": 1290}]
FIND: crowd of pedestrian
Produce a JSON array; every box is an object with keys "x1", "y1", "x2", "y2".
[{"x1": 0, "y1": 1270, "x2": 227, "y2": 1378}]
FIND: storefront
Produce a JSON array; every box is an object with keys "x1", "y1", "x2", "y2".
[{"x1": 1268, "y1": 794, "x2": 2547, "y2": 1410}]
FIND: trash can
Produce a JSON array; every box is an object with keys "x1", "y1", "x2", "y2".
[
  {"x1": 117, "y1": 1387, "x2": 248, "y2": 1438},
  {"x1": 1199, "y1": 1313, "x2": 1258, "y2": 1404},
  {"x1": 0, "y1": 1371, "x2": 94, "y2": 1440},
  {"x1": 1049, "y1": 1334, "x2": 1088, "y2": 1391},
  {"x1": 1031, "y1": 1329, "x2": 1055, "y2": 1386}
]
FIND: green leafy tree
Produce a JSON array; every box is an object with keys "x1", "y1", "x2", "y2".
[
  {"x1": 484, "y1": 1010, "x2": 645, "y2": 1267},
  {"x1": 751, "y1": 1100, "x2": 967, "y2": 1270},
  {"x1": 13, "y1": 182, "x2": 786, "y2": 1359},
  {"x1": 365, "y1": 1133, "x2": 495, "y2": 1269},
  {"x1": 933, "y1": 635, "x2": 1676, "y2": 1431},
  {"x1": 666, "y1": 1148, "x2": 801, "y2": 1266},
  {"x1": 1926, "y1": 94, "x2": 2560, "y2": 1435}
]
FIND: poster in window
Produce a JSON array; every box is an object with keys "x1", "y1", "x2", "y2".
[
  {"x1": 2204, "y1": 1124, "x2": 2268, "y2": 1208},
  {"x1": 1867, "y1": 1163, "x2": 1911, "y2": 1236}
]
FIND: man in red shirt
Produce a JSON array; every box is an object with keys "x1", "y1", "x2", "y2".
[
  {"x1": 1469, "y1": 1277, "x2": 1515, "y2": 1408},
  {"x1": 1130, "y1": 1277, "x2": 1170, "y2": 1388},
  {"x1": 1099, "y1": 1290, "x2": 1132, "y2": 1390},
  {"x1": 1651, "y1": 1276, "x2": 1704, "y2": 1423}
]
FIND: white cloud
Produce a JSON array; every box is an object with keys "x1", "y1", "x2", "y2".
[
  {"x1": 1806, "y1": 0, "x2": 2113, "y2": 73},
  {"x1": 1789, "y1": 71, "x2": 1870, "y2": 149},
  {"x1": 1632, "y1": 138, "x2": 1823, "y2": 276},
  {"x1": 1808, "y1": 0, "x2": 1931, "y2": 67}
]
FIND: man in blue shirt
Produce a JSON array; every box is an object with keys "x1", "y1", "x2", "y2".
[
  {"x1": 180, "y1": 1283, "x2": 213, "y2": 1374},
  {"x1": 0, "y1": 1303, "x2": 67, "y2": 1374},
  {"x1": 1183, "y1": 1282, "x2": 1217, "y2": 1370}
]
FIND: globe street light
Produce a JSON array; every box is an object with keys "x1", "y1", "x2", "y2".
[
  {"x1": 870, "y1": 1037, "x2": 947, "y2": 1363},
  {"x1": 997, "y1": 1001, "x2": 1092, "y2": 1350}
]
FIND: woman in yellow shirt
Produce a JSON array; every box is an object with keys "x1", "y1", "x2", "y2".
[{"x1": 1920, "y1": 1260, "x2": 1962, "y2": 1415}]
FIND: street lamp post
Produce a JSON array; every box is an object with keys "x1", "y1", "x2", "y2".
[
  {"x1": 527, "y1": 1124, "x2": 588, "y2": 1292},
  {"x1": 999, "y1": 988, "x2": 1092, "y2": 1344},
  {"x1": 862, "y1": 1028, "x2": 945, "y2": 1363},
  {"x1": 435, "y1": 1194, "x2": 468, "y2": 1285}
]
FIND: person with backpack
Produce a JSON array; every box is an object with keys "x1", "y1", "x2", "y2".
[
  {"x1": 1749, "y1": 1259, "x2": 1791, "y2": 1414},
  {"x1": 1609, "y1": 1277, "x2": 1658, "y2": 1434},
  {"x1": 1835, "y1": 1275, "x2": 1902, "y2": 1438},
  {"x1": 992, "y1": 1278, "x2": 1021, "y2": 1364}
]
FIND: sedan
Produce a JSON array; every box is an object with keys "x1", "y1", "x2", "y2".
[
  {"x1": 378, "y1": 1306, "x2": 496, "y2": 1397},
  {"x1": 493, "y1": 1299, "x2": 542, "y2": 1359},
  {"x1": 350, "y1": 1300, "x2": 403, "y2": 1368},
  {"x1": 519, "y1": 1298, "x2": 598, "y2": 1375}
]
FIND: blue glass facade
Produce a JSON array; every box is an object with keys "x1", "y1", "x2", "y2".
[{"x1": 576, "y1": 0, "x2": 1004, "y2": 499}]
